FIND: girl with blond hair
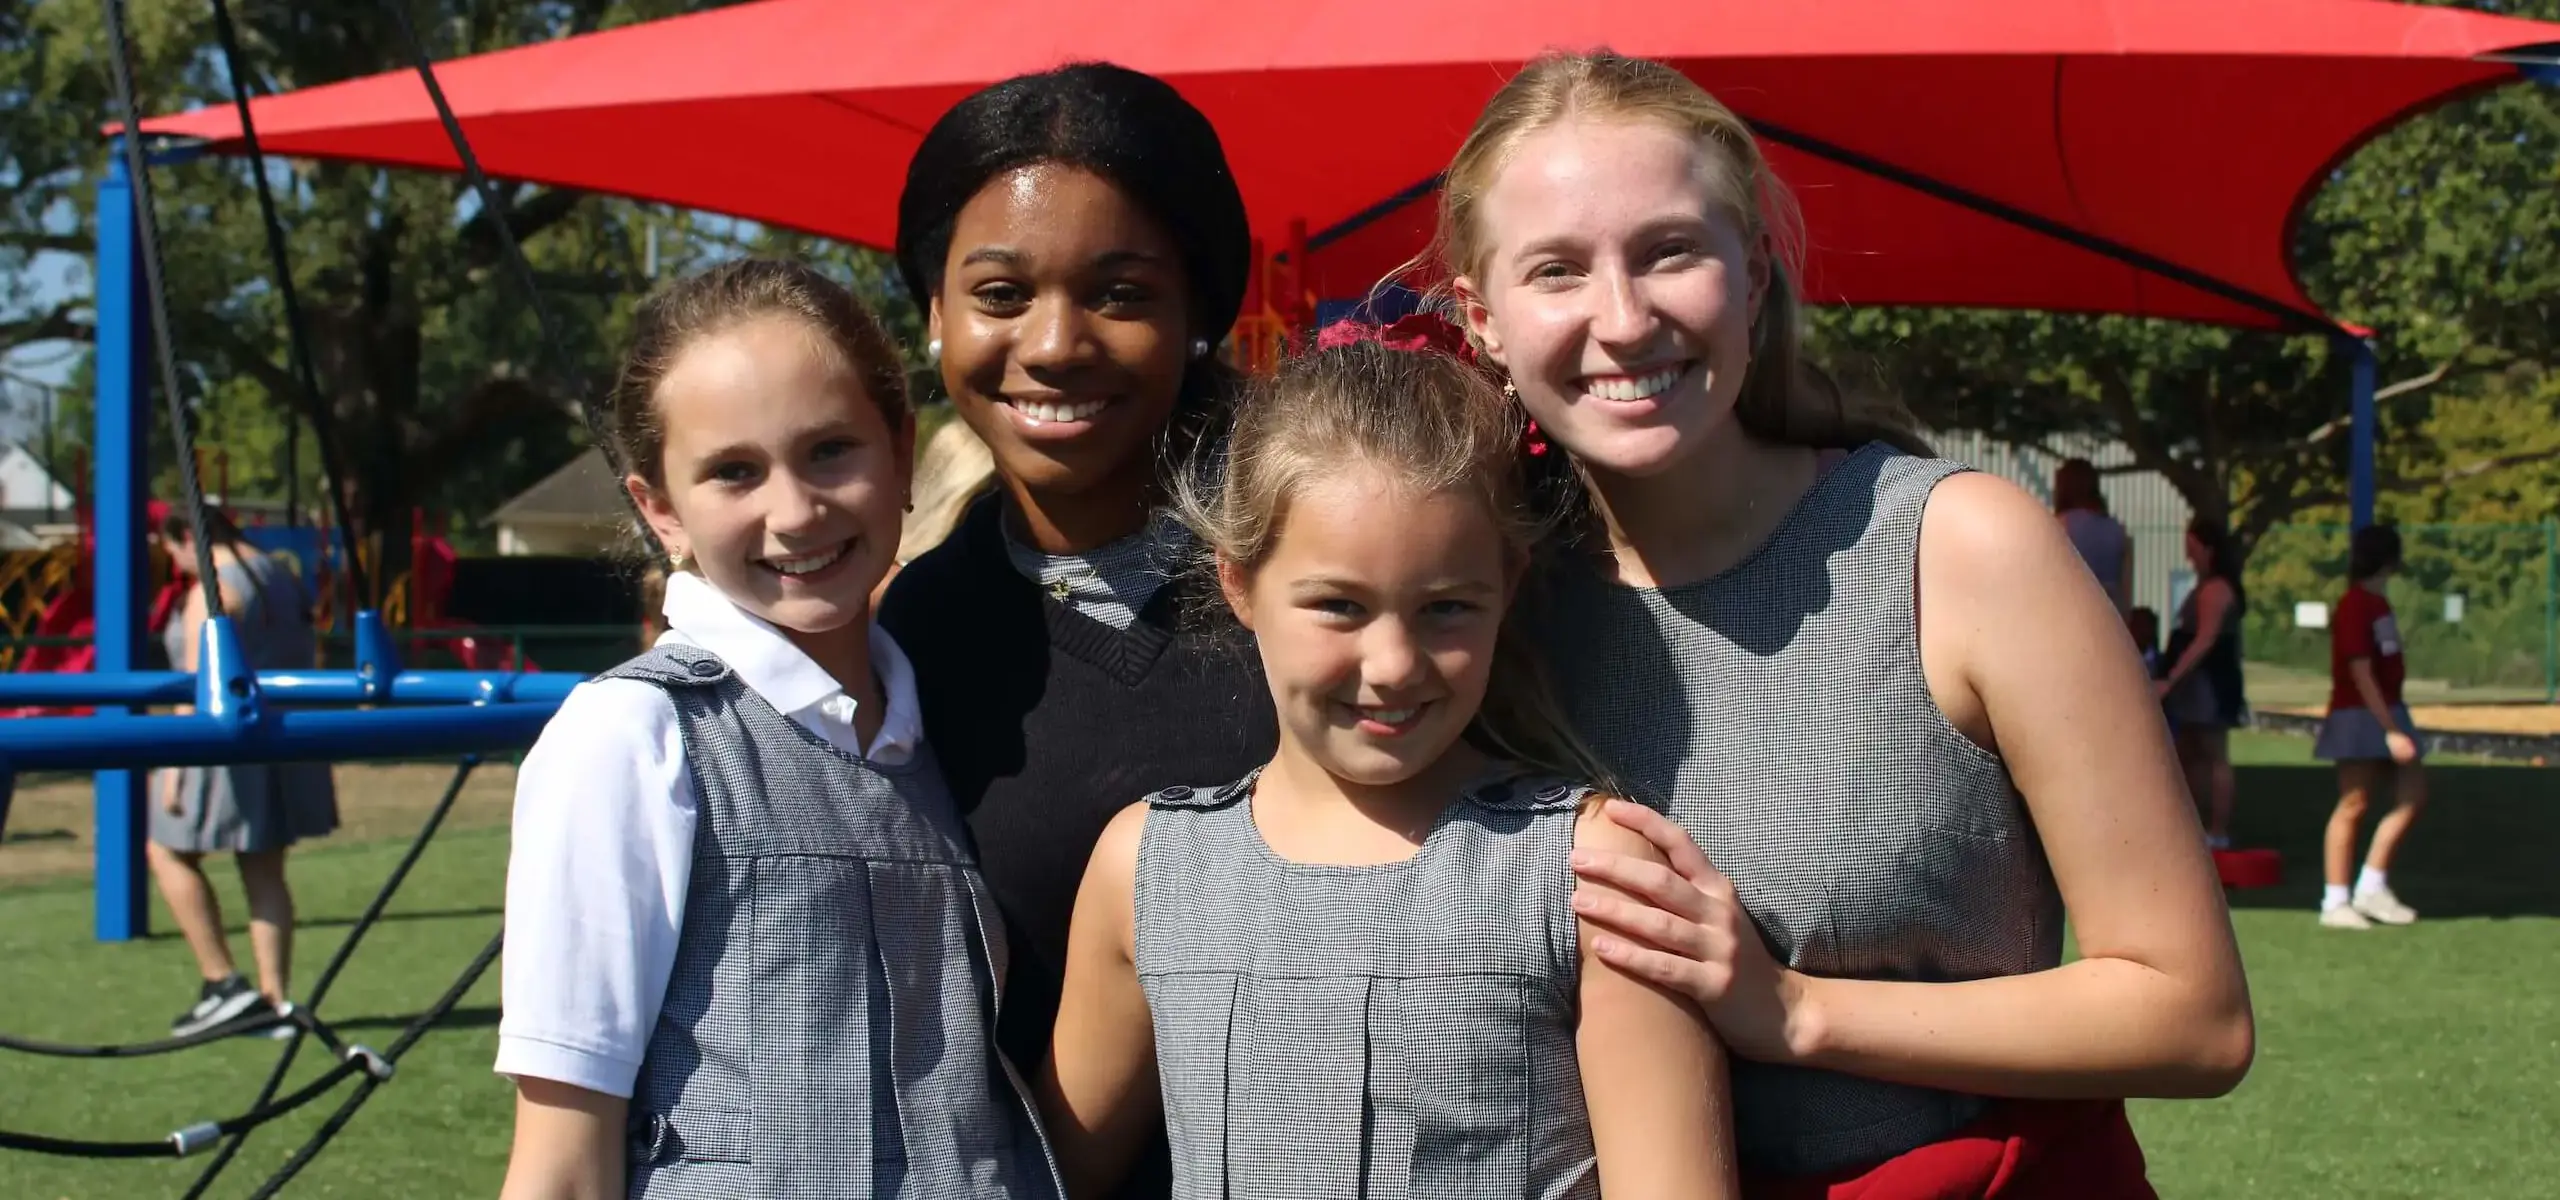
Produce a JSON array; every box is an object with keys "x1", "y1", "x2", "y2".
[{"x1": 1428, "y1": 50, "x2": 2252, "y2": 1197}]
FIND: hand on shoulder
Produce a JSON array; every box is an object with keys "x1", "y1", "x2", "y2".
[{"x1": 1571, "y1": 796, "x2": 1670, "y2": 864}]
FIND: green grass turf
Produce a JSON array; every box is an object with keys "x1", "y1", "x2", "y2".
[
  {"x1": 0, "y1": 825, "x2": 510, "y2": 1199},
  {"x1": 0, "y1": 750, "x2": 2551, "y2": 1198},
  {"x1": 2129, "y1": 757, "x2": 2560, "y2": 1199}
]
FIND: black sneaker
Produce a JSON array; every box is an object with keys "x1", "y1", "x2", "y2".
[
  {"x1": 251, "y1": 998, "x2": 299, "y2": 1040},
  {"x1": 171, "y1": 975, "x2": 264, "y2": 1038}
]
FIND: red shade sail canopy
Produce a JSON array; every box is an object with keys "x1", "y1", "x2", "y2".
[{"x1": 139, "y1": 0, "x2": 2560, "y2": 330}]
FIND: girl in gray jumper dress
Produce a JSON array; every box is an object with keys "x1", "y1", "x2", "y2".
[
  {"x1": 1038, "y1": 341, "x2": 1736, "y2": 1200},
  {"x1": 1434, "y1": 50, "x2": 2251, "y2": 1195},
  {"x1": 496, "y1": 260, "x2": 1057, "y2": 1200}
]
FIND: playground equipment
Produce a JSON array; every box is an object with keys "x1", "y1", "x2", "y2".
[
  {"x1": 0, "y1": 503, "x2": 552, "y2": 719},
  {"x1": 0, "y1": 2, "x2": 598, "y2": 1194}
]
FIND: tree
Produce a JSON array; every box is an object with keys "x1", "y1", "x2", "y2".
[
  {"x1": 1810, "y1": 0, "x2": 2560, "y2": 559},
  {"x1": 1, "y1": 0, "x2": 934, "y2": 579}
]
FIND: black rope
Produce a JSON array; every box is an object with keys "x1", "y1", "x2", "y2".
[
  {"x1": 0, "y1": 757, "x2": 487, "y2": 1167},
  {"x1": 374, "y1": 0, "x2": 657, "y2": 557},
  {"x1": 206, "y1": 0, "x2": 372, "y2": 611},
  {"x1": 182, "y1": 755, "x2": 479, "y2": 1198},
  {"x1": 240, "y1": 932, "x2": 504, "y2": 1200},
  {"x1": 103, "y1": 0, "x2": 223, "y2": 624},
  {"x1": 0, "y1": 1053, "x2": 368, "y2": 1159},
  {"x1": 0, "y1": 999, "x2": 318, "y2": 1059},
  {"x1": 377, "y1": 0, "x2": 565, "y2": 365},
  {"x1": 0, "y1": 1129, "x2": 169, "y2": 1160}
]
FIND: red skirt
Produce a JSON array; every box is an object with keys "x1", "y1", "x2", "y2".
[{"x1": 1742, "y1": 1100, "x2": 2155, "y2": 1200}]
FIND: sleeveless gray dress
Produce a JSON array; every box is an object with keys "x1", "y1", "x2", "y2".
[
  {"x1": 1539, "y1": 444, "x2": 2065, "y2": 1176},
  {"x1": 1134, "y1": 768, "x2": 1599, "y2": 1200},
  {"x1": 600, "y1": 645, "x2": 1060, "y2": 1199},
  {"x1": 148, "y1": 552, "x2": 338, "y2": 854}
]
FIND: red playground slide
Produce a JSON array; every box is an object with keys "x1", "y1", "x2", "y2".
[{"x1": 2, "y1": 569, "x2": 187, "y2": 719}]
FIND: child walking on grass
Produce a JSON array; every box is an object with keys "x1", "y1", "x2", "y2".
[{"x1": 2315, "y1": 523, "x2": 2427, "y2": 930}]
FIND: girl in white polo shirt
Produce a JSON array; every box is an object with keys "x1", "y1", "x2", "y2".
[{"x1": 495, "y1": 259, "x2": 1056, "y2": 1199}]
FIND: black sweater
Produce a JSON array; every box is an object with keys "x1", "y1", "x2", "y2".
[{"x1": 878, "y1": 493, "x2": 1277, "y2": 1191}]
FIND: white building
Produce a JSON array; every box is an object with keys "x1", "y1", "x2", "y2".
[
  {"x1": 0, "y1": 441, "x2": 74, "y2": 518},
  {"x1": 491, "y1": 450, "x2": 630, "y2": 557}
]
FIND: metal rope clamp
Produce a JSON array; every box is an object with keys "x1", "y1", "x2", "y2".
[
  {"x1": 169, "y1": 1121, "x2": 224, "y2": 1157},
  {"x1": 343, "y1": 1044, "x2": 395, "y2": 1082}
]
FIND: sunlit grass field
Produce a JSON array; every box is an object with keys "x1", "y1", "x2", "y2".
[{"x1": 0, "y1": 735, "x2": 2550, "y2": 1197}]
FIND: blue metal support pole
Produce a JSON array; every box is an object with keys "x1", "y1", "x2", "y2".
[
  {"x1": 2344, "y1": 334, "x2": 2378, "y2": 532},
  {"x1": 0, "y1": 667, "x2": 585, "y2": 709},
  {"x1": 92, "y1": 143, "x2": 148, "y2": 942}
]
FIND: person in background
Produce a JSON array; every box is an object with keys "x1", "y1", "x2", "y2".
[
  {"x1": 2127, "y1": 606, "x2": 2163, "y2": 678},
  {"x1": 2313, "y1": 524, "x2": 2426, "y2": 930},
  {"x1": 149, "y1": 507, "x2": 337, "y2": 1039},
  {"x1": 897, "y1": 415, "x2": 998, "y2": 566},
  {"x1": 2054, "y1": 458, "x2": 2132, "y2": 613},
  {"x1": 2159, "y1": 517, "x2": 2248, "y2": 850}
]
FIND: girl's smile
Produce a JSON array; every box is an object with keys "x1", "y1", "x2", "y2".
[
  {"x1": 1462, "y1": 116, "x2": 1766, "y2": 483},
  {"x1": 1228, "y1": 463, "x2": 1510, "y2": 791},
  {"x1": 631, "y1": 314, "x2": 911, "y2": 649},
  {"x1": 932, "y1": 163, "x2": 1192, "y2": 519}
]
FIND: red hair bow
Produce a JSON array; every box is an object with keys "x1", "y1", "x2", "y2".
[
  {"x1": 1313, "y1": 310, "x2": 1477, "y2": 363},
  {"x1": 1310, "y1": 312, "x2": 1547, "y2": 457}
]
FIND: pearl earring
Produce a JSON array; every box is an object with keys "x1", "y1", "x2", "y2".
[
  {"x1": 927, "y1": 337, "x2": 942, "y2": 363},
  {"x1": 1190, "y1": 337, "x2": 1211, "y2": 360}
]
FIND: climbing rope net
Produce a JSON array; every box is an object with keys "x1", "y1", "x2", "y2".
[
  {"x1": 0, "y1": 0, "x2": 629, "y2": 1192},
  {"x1": 0, "y1": 759, "x2": 495, "y2": 1200}
]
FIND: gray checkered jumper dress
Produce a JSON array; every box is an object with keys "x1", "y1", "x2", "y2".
[
  {"x1": 1134, "y1": 769, "x2": 1598, "y2": 1200},
  {"x1": 1538, "y1": 444, "x2": 2064, "y2": 1175},
  {"x1": 150, "y1": 554, "x2": 337, "y2": 854},
  {"x1": 600, "y1": 645, "x2": 1061, "y2": 1200}
]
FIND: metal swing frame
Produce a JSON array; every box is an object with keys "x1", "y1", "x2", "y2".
[{"x1": 0, "y1": 2, "x2": 609, "y2": 942}]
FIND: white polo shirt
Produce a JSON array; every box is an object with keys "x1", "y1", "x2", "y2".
[{"x1": 493, "y1": 571, "x2": 923, "y2": 1098}]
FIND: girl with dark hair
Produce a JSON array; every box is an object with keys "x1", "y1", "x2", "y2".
[
  {"x1": 149, "y1": 507, "x2": 336, "y2": 1040},
  {"x1": 2054, "y1": 458, "x2": 2132, "y2": 612},
  {"x1": 876, "y1": 62, "x2": 1279, "y2": 1199},
  {"x1": 2313, "y1": 523, "x2": 2426, "y2": 929},
  {"x1": 2160, "y1": 517, "x2": 2249, "y2": 849},
  {"x1": 497, "y1": 260, "x2": 1056, "y2": 1198}
]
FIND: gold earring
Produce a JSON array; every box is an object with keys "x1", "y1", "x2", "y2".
[{"x1": 667, "y1": 546, "x2": 688, "y2": 569}]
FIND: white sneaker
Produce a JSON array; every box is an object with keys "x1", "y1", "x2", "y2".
[
  {"x1": 2320, "y1": 904, "x2": 2373, "y2": 930},
  {"x1": 2353, "y1": 887, "x2": 2419, "y2": 926}
]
